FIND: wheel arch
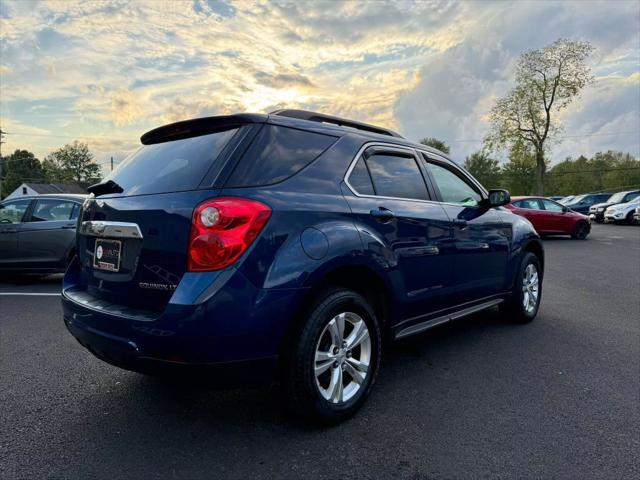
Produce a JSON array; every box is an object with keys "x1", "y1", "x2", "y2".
[
  {"x1": 277, "y1": 262, "x2": 395, "y2": 369},
  {"x1": 523, "y1": 238, "x2": 544, "y2": 274}
]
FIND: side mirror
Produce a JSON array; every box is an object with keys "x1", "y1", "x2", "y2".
[
  {"x1": 562, "y1": 206, "x2": 569, "y2": 213},
  {"x1": 486, "y1": 189, "x2": 510, "y2": 207}
]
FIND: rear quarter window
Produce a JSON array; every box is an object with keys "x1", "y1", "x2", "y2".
[
  {"x1": 225, "y1": 125, "x2": 337, "y2": 187},
  {"x1": 104, "y1": 128, "x2": 239, "y2": 196}
]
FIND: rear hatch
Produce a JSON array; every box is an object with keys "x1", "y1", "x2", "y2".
[{"x1": 75, "y1": 121, "x2": 253, "y2": 313}]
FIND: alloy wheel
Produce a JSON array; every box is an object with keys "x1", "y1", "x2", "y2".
[
  {"x1": 522, "y1": 263, "x2": 539, "y2": 314},
  {"x1": 314, "y1": 312, "x2": 371, "y2": 404}
]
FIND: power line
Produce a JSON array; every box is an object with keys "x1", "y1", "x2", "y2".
[{"x1": 444, "y1": 130, "x2": 640, "y2": 143}]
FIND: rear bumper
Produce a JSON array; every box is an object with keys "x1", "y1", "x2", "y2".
[{"x1": 62, "y1": 259, "x2": 305, "y2": 382}]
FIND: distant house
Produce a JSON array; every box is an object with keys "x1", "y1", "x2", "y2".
[{"x1": 4, "y1": 183, "x2": 86, "y2": 200}]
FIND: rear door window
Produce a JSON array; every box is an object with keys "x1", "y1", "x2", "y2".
[
  {"x1": 29, "y1": 199, "x2": 77, "y2": 221},
  {"x1": 365, "y1": 153, "x2": 430, "y2": 201},
  {"x1": 104, "y1": 128, "x2": 239, "y2": 196},
  {"x1": 226, "y1": 125, "x2": 337, "y2": 187}
]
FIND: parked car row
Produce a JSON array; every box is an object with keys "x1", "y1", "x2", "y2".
[
  {"x1": 554, "y1": 190, "x2": 639, "y2": 224},
  {"x1": 492, "y1": 189, "x2": 639, "y2": 241},
  {"x1": 597, "y1": 193, "x2": 640, "y2": 224}
]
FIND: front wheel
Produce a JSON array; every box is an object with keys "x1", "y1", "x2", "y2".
[
  {"x1": 626, "y1": 211, "x2": 634, "y2": 224},
  {"x1": 500, "y1": 252, "x2": 542, "y2": 324},
  {"x1": 283, "y1": 289, "x2": 382, "y2": 423},
  {"x1": 571, "y1": 221, "x2": 589, "y2": 240}
]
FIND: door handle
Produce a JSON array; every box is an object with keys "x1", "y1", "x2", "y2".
[
  {"x1": 452, "y1": 218, "x2": 468, "y2": 228},
  {"x1": 62, "y1": 224, "x2": 76, "y2": 229},
  {"x1": 0, "y1": 228, "x2": 17, "y2": 234},
  {"x1": 370, "y1": 207, "x2": 395, "y2": 222}
]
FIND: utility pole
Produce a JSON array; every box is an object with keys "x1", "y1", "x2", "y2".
[
  {"x1": 0, "y1": 128, "x2": 5, "y2": 199},
  {"x1": 110, "y1": 156, "x2": 113, "y2": 172}
]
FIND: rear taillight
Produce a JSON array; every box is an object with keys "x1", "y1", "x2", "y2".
[{"x1": 188, "y1": 197, "x2": 271, "y2": 272}]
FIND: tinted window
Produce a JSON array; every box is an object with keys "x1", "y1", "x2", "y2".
[
  {"x1": 0, "y1": 200, "x2": 31, "y2": 224},
  {"x1": 348, "y1": 158, "x2": 375, "y2": 195},
  {"x1": 104, "y1": 128, "x2": 238, "y2": 196},
  {"x1": 540, "y1": 199, "x2": 563, "y2": 212},
  {"x1": 515, "y1": 199, "x2": 541, "y2": 209},
  {"x1": 427, "y1": 162, "x2": 481, "y2": 206},
  {"x1": 29, "y1": 199, "x2": 77, "y2": 221},
  {"x1": 365, "y1": 154, "x2": 430, "y2": 201},
  {"x1": 227, "y1": 125, "x2": 336, "y2": 187},
  {"x1": 624, "y1": 191, "x2": 640, "y2": 202}
]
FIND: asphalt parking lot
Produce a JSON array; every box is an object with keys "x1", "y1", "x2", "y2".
[{"x1": 1, "y1": 224, "x2": 639, "y2": 479}]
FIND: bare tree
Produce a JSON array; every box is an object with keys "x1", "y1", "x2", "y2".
[{"x1": 486, "y1": 39, "x2": 594, "y2": 195}]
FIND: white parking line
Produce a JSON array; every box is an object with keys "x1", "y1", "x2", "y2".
[{"x1": 0, "y1": 292, "x2": 60, "y2": 296}]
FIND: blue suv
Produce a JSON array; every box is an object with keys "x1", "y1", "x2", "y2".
[{"x1": 62, "y1": 110, "x2": 544, "y2": 422}]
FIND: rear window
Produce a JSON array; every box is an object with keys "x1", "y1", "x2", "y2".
[
  {"x1": 225, "y1": 125, "x2": 337, "y2": 187},
  {"x1": 104, "y1": 128, "x2": 238, "y2": 196}
]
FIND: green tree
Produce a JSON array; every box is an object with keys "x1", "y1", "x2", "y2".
[
  {"x1": 544, "y1": 151, "x2": 640, "y2": 195},
  {"x1": 44, "y1": 141, "x2": 101, "y2": 188},
  {"x1": 42, "y1": 153, "x2": 73, "y2": 184},
  {"x1": 486, "y1": 38, "x2": 594, "y2": 195},
  {"x1": 419, "y1": 137, "x2": 450, "y2": 154},
  {"x1": 463, "y1": 151, "x2": 502, "y2": 189},
  {"x1": 1, "y1": 149, "x2": 45, "y2": 196},
  {"x1": 501, "y1": 143, "x2": 537, "y2": 196}
]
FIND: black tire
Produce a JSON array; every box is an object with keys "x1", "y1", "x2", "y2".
[
  {"x1": 283, "y1": 289, "x2": 382, "y2": 424},
  {"x1": 571, "y1": 221, "x2": 589, "y2": 240},
  {"x1": 626, "y1": 211, "x2": 634, "y2": 225},
  {"x1": 499, "y1": 252, "x2": 542, "y2": 324}
]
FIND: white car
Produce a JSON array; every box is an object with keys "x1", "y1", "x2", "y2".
[{"x1": 604, "y1": 196, "x2": 640, "y2": 224}]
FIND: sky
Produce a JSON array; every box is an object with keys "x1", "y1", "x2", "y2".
[{"x1": 1, "y1": 0, "x2": 639, "y2": 176}]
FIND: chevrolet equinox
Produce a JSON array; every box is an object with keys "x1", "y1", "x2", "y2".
[{"x1": 62, "y1": 110, "x2": 544, "y2": 422}]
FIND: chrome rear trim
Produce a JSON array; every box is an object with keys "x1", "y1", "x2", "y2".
[{"x1": 80, "y1": 221, "x2": 143, "y2": 239}]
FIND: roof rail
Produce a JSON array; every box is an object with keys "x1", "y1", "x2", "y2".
[{"x1": 270, "y1": 109, "x2": 404, "y2": 138}]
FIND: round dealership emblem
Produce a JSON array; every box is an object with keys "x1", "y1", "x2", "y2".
[{"x1": 96, "y1": 245, "x2": 103, "y2": 260}]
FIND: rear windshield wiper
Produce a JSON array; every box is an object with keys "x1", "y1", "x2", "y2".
[{"x1": 87, "y1": 179, "x2": 124, "y2": 197}]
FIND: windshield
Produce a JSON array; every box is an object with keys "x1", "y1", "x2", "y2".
[
  {"x1": 607, "y1": 192, "x2": 626, "y2": 203},
  {"x1": 559, "y1": 196, "x2": 574, "y2": 204},
  {"x1": 566, "y1": 194, "x2": 585, "y2": 204}
]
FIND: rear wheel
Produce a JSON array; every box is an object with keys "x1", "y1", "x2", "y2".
[
  {"x1": 571, "y1": 221, "x2": 589, "y2": 239},
  {"x1": 500, "y1": 252, "x2": 542, "y2": 324},
  {"x1": 283, "y1": 289, "x2": 382, "y2": 423}
]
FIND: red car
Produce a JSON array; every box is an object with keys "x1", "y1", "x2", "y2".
[{"x1": 505, "y1": 196, "x2": 591, "y2": 239}]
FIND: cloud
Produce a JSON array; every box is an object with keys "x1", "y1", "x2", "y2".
[
  {"x1": 111, "y1": 89, "x2": 143, "y2": 126},
  {"x1": 396, "y1": 0, "x2": 640, "y2": 162},
  {"x1": 0, "y1": 0, "x2": 637, "y2": 167}
]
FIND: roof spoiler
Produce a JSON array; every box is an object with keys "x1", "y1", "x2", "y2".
[
  {"x1": 140, "y1": 114, "x2": 266, "y2": 145},
  {"x1": 270, "y1": 109, "x2": 404, "y2": 138}
]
